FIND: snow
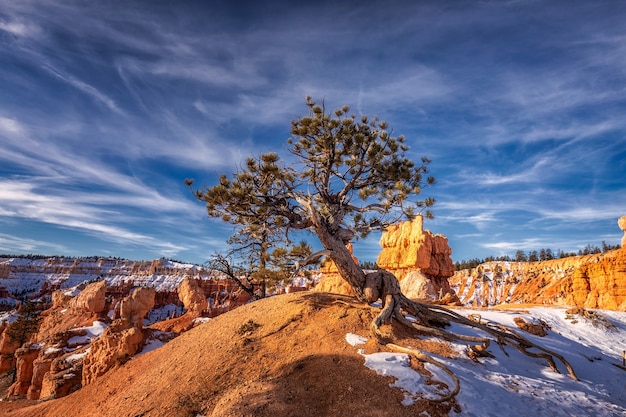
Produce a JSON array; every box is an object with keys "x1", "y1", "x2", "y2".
[
  {"x1": 347, "y1": 307, "x2": 626, "y2": 416},
  {"x1": 139, "y1": 338, "x2": 166, "y2": 355},
  {"x1": 345, "y1": 333, "x2": 368, "y2": 346},
  {"x1": 65, "y1": 349, "x2": 90, "y2": 363},
  {"x1": 67, "y1": 321, "x2": 108, "y2": 347},
  {"x1": 145, "y1": 303, "x2": 182, "y2": 326}
]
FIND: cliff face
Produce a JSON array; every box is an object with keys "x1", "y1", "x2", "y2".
[{"x1": 450, "y1": 216, "x2": 626, "y2": 311}]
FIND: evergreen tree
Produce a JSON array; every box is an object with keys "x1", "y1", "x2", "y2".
[
  {"x1": 6, "y1": 301, "x2": 41, "y2": 347},
  {"x1": 188, "y1": 97, "x2": 579, "y2": 402}
]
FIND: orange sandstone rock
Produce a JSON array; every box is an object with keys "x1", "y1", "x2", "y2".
[
  {"x1": 178, "y1": 276, "x2": 208, "y2": 314},
  {"x1": 81, "y1": 322, "x2": 144, "y2": 386},
  {"x1": 377, "y1": 215, "x2": 454, "y2": 279},
  {"x1": 7, "y1": 344, "x2": 40, "y2": 397},
  {"x1": 617, "y1": 216, "x2": 626, "y2": 249},
  {"x1": 119, "y1": 286, "x2": 156, "y2": 328},
  {"x1": 451, "y1": 217, "x2": 626, "y2": 311},
  {"x1": 68, "y1": 280, "x2": 107, "y2": 314}
]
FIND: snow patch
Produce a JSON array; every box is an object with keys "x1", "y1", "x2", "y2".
[{"x1": 345, "y1": 333, "x2": 368, "y2": 346}]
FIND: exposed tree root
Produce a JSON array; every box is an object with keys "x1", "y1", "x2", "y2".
[
  {"x1": 387, "y1": 343, "x2": 460, "y2": 403},
  {"x1": 361, "y1": 270, "x2": 579, "y2": 404}
]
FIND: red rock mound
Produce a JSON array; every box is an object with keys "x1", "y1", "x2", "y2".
[{"x1": 1, "y1": 292, "x2": 453, "y2": 417}]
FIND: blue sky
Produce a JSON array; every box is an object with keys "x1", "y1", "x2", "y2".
[{"x1": 1, "y1": 0, "x2": 625, "y2": 265}]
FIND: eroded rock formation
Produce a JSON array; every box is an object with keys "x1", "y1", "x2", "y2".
[
  {"x1": 81, "y1": 322, "x2": 144, "y2": 386},
  {"x1": 376, "y1": 216, "x2": 459, "y2": 303},
  {"x1": 119, "y1": 286, "x2": 156, "y2": 327},
  {"x1": 377, "y1": 215, "x2": 455, "y2": 279},
  {"x1": 315, "y1": 217, "x2": 459, "y2": 304},
  {"x1": 451, "y1": 216, "x2": 626, "y2": 311},
  {"x1": 178, "y1": 276, "x2": 208, "y2": 315}
]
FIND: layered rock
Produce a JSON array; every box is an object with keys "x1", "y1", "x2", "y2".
[
  {"x1": 377, "y1": 215, "x2": 455, "y2": 279},
  {"x1": 451, "y1": 216, "x2": 626, "y2": 310},
  {"x1": 377, "y1": 215, "x2": 458, "y2": 303},
  {"x1": 315, "y1": 217, "x2": 458, "y2": 304}
]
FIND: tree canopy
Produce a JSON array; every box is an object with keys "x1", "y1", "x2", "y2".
[{"x1": 188, "y1": 96, "x2": 434, "y2": 293}]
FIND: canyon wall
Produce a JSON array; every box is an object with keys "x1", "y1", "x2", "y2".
[{"x1": 450, "y1": 215, "x2": 626, "y2": 311}]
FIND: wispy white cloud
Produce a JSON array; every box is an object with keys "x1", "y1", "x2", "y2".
[
  {"x1": 41, "y1": 65, "x2": 122, "y2": 114},
  {"x1": 0, "y1": 115, "x2": 26, "y2": 136},
  {"x1": 0, "y1": 19, "x2": 41, "y2": 38}
]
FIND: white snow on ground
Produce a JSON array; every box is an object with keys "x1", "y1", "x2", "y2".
[
  {"x1": 65, "y1": 349, "x2": 90, "y2": 363},
  {"x1": 67, "y1": 321, "x2": 108, "y2": 347},
  {"x1": 348, "y1": 307, "x2": 626, "y2": 416},
  {"x1": 139, "y1": 338, "x2": 166, "y2": 355},
  {"x1": 345, "y1": 332, "x2": 368, "y2": 347}
]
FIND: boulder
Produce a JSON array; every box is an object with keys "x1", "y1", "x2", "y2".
[
  {"x1": 68, "y1": 281, "x2": 107, "y2": 314},
  {"x1": 400, "y1": 271, "x2": 437, "y2": 300},
  {"x1": 120, "y1": 286, "x2": 156, "y2": 328},
  {"x1": 178, "y1": 277, "x2": 208, "y2": 314},
  {"x1": 81, "y1": 322, "x2": 144, "y2": 386}
]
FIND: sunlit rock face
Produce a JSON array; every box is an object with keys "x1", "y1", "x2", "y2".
[
  {"x1": 376, "y1": 215, "x2": 459, "y2": 303},
  {"x1": 177, "y1": 276, "x2": 208, "y2": 315},
  {"x1": 450, "y1": 216, "x2": 626, "y2": 311},
  {"x1": 316, "y1": 216, "x2": 459, "y2": 304}
]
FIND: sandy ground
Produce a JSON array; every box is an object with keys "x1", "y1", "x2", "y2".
[{"x1": 0, "y1": 292, "x2": 456, "y2": 417}]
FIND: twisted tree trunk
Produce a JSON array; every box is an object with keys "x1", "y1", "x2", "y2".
[{"x1": 319, "y1": 237, "x2": 579, "y2": 402}]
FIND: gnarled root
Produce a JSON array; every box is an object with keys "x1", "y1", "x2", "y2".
[
  {"x1": 387, "y1": 343, "x2": 460, "y2": 403},
  {"x1": 365, "y1": 270, "x2": 579, "y2": 403}
]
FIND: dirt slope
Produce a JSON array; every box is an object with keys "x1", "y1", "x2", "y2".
[{"x1": 0, "y1": 292, "x2": 453, "y2": 417}]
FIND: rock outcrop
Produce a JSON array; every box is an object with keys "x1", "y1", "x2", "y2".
[
  {"x1": 178, "y1": 276, "x2": 208, "y2": 315},
  {"x1": 377, "y1": 215, "x2": 458, "y2": 303},
  {"x1": 377, "y1": 215, "x2": 455, "y2": 279},
  {"x1": 7, "y1": 344, "x2": 40, "y2": 397},
  {"x1": 68, "y1": 280, "x2": 107, "y2": 314},
  {"x1": 118, "y1": 286, "x2": 156, "y2": 327},
  {"x1": 0, "y1": 321, "x2": 20, "y2": 374},
  {"x1": 315, "y1": 217, "x2": 459, "y2": 304},
  {"x1": 81, "y1": 286, "x2": 155, "y2": 386},
  {"x1": 81, "y1": 322, "x2": 143, "y2": 386}
]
